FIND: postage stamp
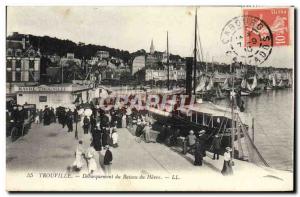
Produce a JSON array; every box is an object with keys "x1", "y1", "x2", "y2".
[
  {"x1": 243, "y1": 8, "x2": 290, "y2": 46},
  {"x1": 220, "y1": 15, "x2": 273, "y2": 65}
]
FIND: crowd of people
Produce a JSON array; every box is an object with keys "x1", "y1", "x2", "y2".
[
  {"x1": 7, "y1": 100, "x2": 233, "y2": 176},
  {"x1": 185, "y1": 129, "x2": 233, "y2": 175}
]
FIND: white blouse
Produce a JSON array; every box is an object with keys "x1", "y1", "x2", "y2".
[{"x1": 224, "y1": 152, "x2": 231, "y2": 161}]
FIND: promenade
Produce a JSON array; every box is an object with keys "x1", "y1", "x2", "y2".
[{"x1": 6, "y1": 122, "x2": 293, "y2": 191}]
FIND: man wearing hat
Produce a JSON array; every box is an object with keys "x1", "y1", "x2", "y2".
[
  {"x1": 185, "y1": 130, "x2": 196, "y2": 153},
  {"x1": 101, "y1": 127, "x2": 110, "y2": 147},
  {"x1": 135, "y1": 118, "x2": 144, "y2": 137},
  {"x1": 194, "y1": 139, "x2": 204, "y2": 166},
  {"x1": 43, "y1": 105, "x2": 51, "y2": 126},
  {"x1": 92, "y1": 124, "x2": 102, "y2": 151},
  {"x1": 198, "y1": 130, "x2": 208, "y2": 157},
  {"x1": 212, "y1": 134, "x2": 221, "y2": 160}
]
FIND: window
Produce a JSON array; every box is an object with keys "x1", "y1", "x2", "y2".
[
  {"x1": 21, "y1": 71, "x2": 29, "y2": 82},
  {"x1": 7, "y1": 60, "x2": 12, "y2": 68},
  {"x1": 15, "y1": 71, "x2": 21, "y2": 81},
  {"x1": 29, "y1": 60, "x2": 34, "y2": 69},
  {"x1": 28, "y1": 71, "x2": 35, "y2": 82},
  {"x1": 39, "y1": 96, "x2": 47, "y2": 102},
  {"x1": 16, "y1": 60, "x2": 21, "y2": 69},
  {"x1": 7, "y1": 49, "x2": 13, "y2": 56},
  {"x1": 15, "y1": 50, "x2": 22, "y2": 57},
  {"x1": 192, "y1": 111, "x2": 197, "y2": 123},
  {"x1": 197, "y1": 113, "x2": 203, "y2": 125},
  {"x1": 6, "y1": 71, "x2": 12, "y2": 82}
]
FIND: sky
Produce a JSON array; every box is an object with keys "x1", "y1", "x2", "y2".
[{"x1": 7, "y1": 6, "x2": 294, "y2": 68}]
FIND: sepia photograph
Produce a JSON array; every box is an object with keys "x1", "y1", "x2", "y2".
[{"x1": 5, "y1": 5, "x2": 295, "y2": 191}]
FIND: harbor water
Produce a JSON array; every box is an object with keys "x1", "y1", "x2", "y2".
[{"x1": 216, "y1": 88, "x2": 294, "y2": 171}]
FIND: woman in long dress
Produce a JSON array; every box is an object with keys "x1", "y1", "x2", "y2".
[
  {"x1": 221, "y1": 147, "x2": 233, "y2": 176},
  {"x1": 72, "y1": 140, "x2": 84, "y2": 171},
  {"x1": 144, "y1": 122, "x2": 151, "y2": 143},
  {"x1": 85, "y1": 143, "x2": 98, "y2": 175},
  {"x1": 194, "y1": 139, "x2": 203, "y2": 166}
]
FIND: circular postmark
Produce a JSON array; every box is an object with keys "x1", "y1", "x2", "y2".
[{"x1": 220, "y1": 15, "x2": 273, "y2": 65}]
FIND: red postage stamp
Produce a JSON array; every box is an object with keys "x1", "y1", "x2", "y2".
[{"x1": 243, "y1": 8, "x2": 289, "y2": 46}]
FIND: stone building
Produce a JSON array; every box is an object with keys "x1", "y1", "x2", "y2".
[{"x1": 6, "y1": 35, "x2": 41, "y2": 98}]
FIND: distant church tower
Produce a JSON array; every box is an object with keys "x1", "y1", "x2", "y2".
[{"x1": 150, "y1": 39, "x2": 154, "y2": 54}]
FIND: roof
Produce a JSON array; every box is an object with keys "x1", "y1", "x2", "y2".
[
  {"x1": 7, "y1": 40, "x2": 24, "y2": 50},
  {"x1": 179, "y1": 101, "x2": 251, "y2": 125},
  {"x1": 147, "y1": 88, "x2": 185, "y2": 95}
]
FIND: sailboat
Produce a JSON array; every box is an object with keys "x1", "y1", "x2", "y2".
[
  {"x1": 287, "y1": 73, "x2": 293, "y2": 88},
  {"x1": 265, "y1": 74, "x2": 274, "y2": 90},
  {"x1": 240, "y1": 75, "x2": 260, "y2": 96},
  {"x1": 240, "y1": 78, "x2": 250, "y2": 96},
  {"x1": 277, "y1": 79, "x2": 284, "y2": 89},
  {"x1": 196, "y1": 76, "x2": 207, "y2": 92},
  {"x1": 249, "y1": 75, "x2": 262, "y2": 96},
  {"x1": 206, "y1": 77, "x2": 213, "y2": 91},
  {"x1": 222, "y1": 77, "x2": 230, "y2": 91},
  {"x1": 272, "y1": 74, "x2": 277, "y2": 89}
]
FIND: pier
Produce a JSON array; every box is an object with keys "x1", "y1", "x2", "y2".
[{"x1": 6, "y1": 121, "x2": 292, "y2": 191}]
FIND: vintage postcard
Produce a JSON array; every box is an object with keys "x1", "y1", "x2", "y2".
[{"x1": 5, "y1": 6, "x2": 294, "y2": 191}]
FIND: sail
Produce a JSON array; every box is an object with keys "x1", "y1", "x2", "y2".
[
  {"x1": 218, "y1": 86, "x2": 224, "y2": 97},
  {"x1": 247, "y1": 82, "x2": 252, "y2": 91},
  {"x1": 251, "y1": 75, "x2": 257, "y2": 90},
  {"x1": 196, "y1": 77, "x2": 206, "y2": 92},
  {"x1": 223, "y1": 78, "x2": 229, "y2": 90},
  {"x1": 288, "y1": 73, "x2": 292, "y2": 85},
  {"x1": 206, "y1": 78, "x2": 213, "y2": 91},
  {"x1": 272, "y1": 75, "x2": 276, "y2": 87},
  {"x1": 241, "y1": 79, "x2": 247, "y2": 89},
  {"x1": 268, "y1": 74, "x2": 272, "y2": 81}
]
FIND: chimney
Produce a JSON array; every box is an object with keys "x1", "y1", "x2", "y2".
[
  {"x1": 22, "y1": 37, "x2": 26, "y2": 50},
  {"x1": 185, "y1": 57, "x2": 193, "y2": 96}
]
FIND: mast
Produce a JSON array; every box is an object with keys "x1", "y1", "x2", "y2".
[
  {"x1": 193, "y1": 8, "x2": 197, "y2": 95},
  {"x1": 231, "y1": 60, "x2": 235, "y2": 160},
  {"x1": 167, "y1": 31, "x2": 170, "y2": 90},
  {"x1": 61, "y1": 64, "x2": 64, "y2": 84}
]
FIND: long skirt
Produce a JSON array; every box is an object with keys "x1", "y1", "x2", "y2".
[
  {"x1": 145, "y1": 130, "x2": 151, "y2": 143},
  {"x1": 67, "y1": 122, "x2": 73, "y2": 132},
  {"x1": 88, "y1": 158, "x2": 97, "y2": 173},
  {"x1": 194, "y1": 152, "x2": 203, "y2": 166},
  {"x1": 73, "y1": 154, "x2": 83, "y2": 169},
  {"x1": 221, "y1": 160, "x2": 233, "y2": 176},
  {"x1": 122, "y1": 119, "x2": 126, "y2": 128},
  {"x1": 83, "y1": 125, "x2": 89, "y2": 134}
]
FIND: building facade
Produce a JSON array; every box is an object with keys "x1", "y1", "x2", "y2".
[
  {"x1": 6, "y1": 37, "x2": 41, "y2": 96},
  {"x1": 15, "y1": 84, "x2": 95, "y2": 109},
  {"x1": 145, "y1": 68, "x2": 186, "y2": 81},
  {"x1": 132, "y1": 55, "x2": 146, "y2": 75}
]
